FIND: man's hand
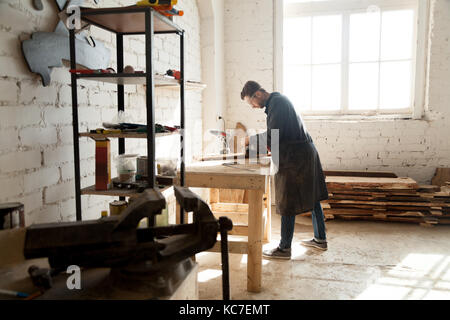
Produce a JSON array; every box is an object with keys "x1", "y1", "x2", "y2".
[{"x1": 245, "y1": 136, "x2": 249, "y2": 147}]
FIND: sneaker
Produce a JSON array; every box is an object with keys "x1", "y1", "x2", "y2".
[
  {"x1": 301, "y1": 239, "x2": 328, "y2": 251},
  {"x1": 262, "y1": 247, "x2": 291, "y2": 260}
]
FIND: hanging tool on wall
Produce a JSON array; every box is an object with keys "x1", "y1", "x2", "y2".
[
  {"x1": 136, "y1": 0, "x2": 184, "y2": 17},
  {"x1": 69, "y1": 68, "x2": 116, "y2": 74}
]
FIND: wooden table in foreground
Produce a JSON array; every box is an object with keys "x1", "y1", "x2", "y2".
[{"x1": 179, "y1": 160, "x2": 272, "y2": 293}]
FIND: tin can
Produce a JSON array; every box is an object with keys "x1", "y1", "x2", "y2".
[
  {"x1": 109, "y1": 200, "x2": 128, "y2": 216},
  {"x1": 0, "y1": 203, "x2": 25, "y2": 230}
]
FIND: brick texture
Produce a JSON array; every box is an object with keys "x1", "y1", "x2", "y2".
[
  {"x1": 223, "y1": 0, "x2": 450, "y2": 184},
  {"x1": 0, "y1": 0, "x2": 202, "y2": 224}
]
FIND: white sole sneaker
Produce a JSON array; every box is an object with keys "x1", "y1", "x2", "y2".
[
  {"x1": 262, "y1": 253, "x2": 291, "y2": 260},
  {"x1": 262, "y1": 248, "x2": 291, "y2": 260},
  {"x1": 301, "y1": 240, "x2": 328, "y2": 251}
]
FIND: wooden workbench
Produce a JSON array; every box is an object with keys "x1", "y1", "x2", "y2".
[{"x1": 179, "y1": 160, "x2": 272, "y2": 293}]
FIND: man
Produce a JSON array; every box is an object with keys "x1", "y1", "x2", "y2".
[{"x1": 241, "y1": 81, "x2": 329, "y2": 260}]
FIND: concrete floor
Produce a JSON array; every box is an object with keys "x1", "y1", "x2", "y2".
[{"x1": 196, "y1": 212, "x2": 450, "y2": 300}]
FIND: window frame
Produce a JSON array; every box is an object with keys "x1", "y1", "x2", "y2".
[{"x1": 274, "y1": 0, "x2": 430, "y2": 119}]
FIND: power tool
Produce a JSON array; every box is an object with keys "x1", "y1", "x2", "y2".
[
  {"x1": 166, "y1": 69, "x2": 181, "y2": 80},
  {"x1": 137, "y1": 0, "x2": 184, "y2": 16}
]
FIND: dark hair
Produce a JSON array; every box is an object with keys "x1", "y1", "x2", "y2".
[{"x1": 241, "y1": 81, "x2": 264, "y2": 100}]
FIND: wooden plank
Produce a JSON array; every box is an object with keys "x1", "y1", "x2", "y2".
[
  {"x1": 209, "y1": 188, "x2": 219, "y2": 204},
  {"x1": 330, "y1": 190, "x2": 419, "y2": 196},
  {"x1": 228, "y1": 225, "x2": 248, "y2": 236},
  {"x1": 328, "y1": 203, "x2": 444, "y2": 212},
  {"x1": 323, "y1": 208, "x2": 447, "y2": 217},
  {"x1": 431, "y1": 168, "x2": 450, "y2": 187},
  {"x1": 247, "y1": 189, "x2": 264, "y2": 293},
  {"x1": 418, "y1": 185, "x2": 441, "y2": 193},
  {"x1": 328, "y1": 187, "x2": 418, "y2": 193},
  {"x1": 322, "y1": 202, "x2": 331, "y2": 209},
  {"x1": 211, "y1": 203, "x2": 248, "y2": 213},
  {"x1": 219, "y1": 189, "x2": 245, "y2": 203},
  {"x1": 329, "y1": 192, "x2": 450, "y2": 203},
  {"x1": 328, "y1": 194, "x2": 450, "y2": 203},
  {"x1": 324, "y1": 170, "x2": 398, "y2": 178},
  {"x1": 334, "y1": 215, "x2": 427, "y2": 224},
  {"x1": 323, "y1": 208, "x2": 426, "y2": 217},
  {"x1": 326, "y1": 176, "x2": 418, "y2": 190},
  {"x1": 213, "y1": 212, "x2": 248, "y2": 225},
  {"x1": 325, "y1": 199, "x2": 450, "y2": 208},
  {"x1": 184, "y1": 172, "x2": 266, "y2": 190},
  {"x1": 207, "y1": 240, "x2": 248, "y2": 254}
]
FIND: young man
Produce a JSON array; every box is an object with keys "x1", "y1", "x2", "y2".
[{"x1": 241, "y1": 81, "x2": 329, "y2": 260}]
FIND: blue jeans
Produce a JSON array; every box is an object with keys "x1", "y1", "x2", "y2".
[{"x1": 279, "y1": 201, "x2": 327, "y2": 249}]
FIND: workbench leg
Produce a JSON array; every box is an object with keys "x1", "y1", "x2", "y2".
[
  {"x1": 247, "y1": 189, "x2": 264, "y2": 293},
  {"x1": 176, "y1": 203, "x2": 180, "y2": 225},
  {"x1": 176, "y1": 203, "x2": 189, "y2": 224},
  {"x1": 264, "y1": 178, "x2": 272, "y2": 243},
  {"x1": 176, "y1": 203, "x2": 196, "y2": 262}
]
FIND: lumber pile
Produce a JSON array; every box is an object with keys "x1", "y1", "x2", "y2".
[{"x1": 301, "y1": 172, "x2": 450, "y2": 227}]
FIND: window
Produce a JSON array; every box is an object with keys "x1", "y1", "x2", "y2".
[{"x1": 276, "y1": 0, "x2": 429, "y2": 117}]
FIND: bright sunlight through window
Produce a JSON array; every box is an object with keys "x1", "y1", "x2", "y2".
[
  {"x1": 356, "y1": 254, "x2": 450, "y2": 300},
  {"x1": 282, "y1": 0, "x2": 421, "y2": 116}
]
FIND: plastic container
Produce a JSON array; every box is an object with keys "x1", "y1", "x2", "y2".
[
  {"x1": 156, "y1": 158, "x2": 177, "y2": 176},
  {"x1": 117, "y1": 154, "x2": 139, "y2": 182}
]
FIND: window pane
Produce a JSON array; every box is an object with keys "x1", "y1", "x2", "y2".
[
  {"x1": 349, "y1": 63, "x2": 379, "y2": 110},
  {"x1": 284, "y1": 65, "x2": 311, "y2": 111},
  {"x1": 379, "y1": 61, "x2": 412, "y2": 109},
  {"x1": 284, "y1": 17, "x2": 311, "y2": 65},
  {"x1": 349, "y1": 11, "x2": 381, "y2": 62},
  {"x1": 312, "y1": 15, "x2": 342, "y2": 64},
  {"x1": 312, "y1": 64, "x2": 341, "y2": 110},
  {"x1": 381, "y1": 10, "x2": 415, "y2": 61}
]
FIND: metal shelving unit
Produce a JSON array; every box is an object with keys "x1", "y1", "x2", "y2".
[{"x1": 69, "y1": 5, "x2": 186, "y2": 222}]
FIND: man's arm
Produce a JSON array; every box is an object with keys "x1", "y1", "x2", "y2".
[
  {"x1": 246, "y1": 101, "x2": 287, "y2": 151},
  {"x1": 265, "y1": 97, "x2": 289, "y2": 152}
]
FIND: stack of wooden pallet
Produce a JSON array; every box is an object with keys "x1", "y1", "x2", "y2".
[{"x1": 301, "y1": 172, "x2": 450, "y2": 227}]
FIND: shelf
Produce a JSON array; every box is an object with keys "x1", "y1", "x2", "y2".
[
  {"x1": 71, "y1": 4, "x2": 186, "y2": 221},
  {"x1": 79, "y1": 131, "x2": 178, "y2": 140},
  {"x1": 76, "y1": 73, "x2": 206, "y2": 90},
  {"x1": 81, "y1": 184, "x2": 172, "y2": 198},
  {"x1": 80, "y1": 5, "x2": 182, "y2": 34}
]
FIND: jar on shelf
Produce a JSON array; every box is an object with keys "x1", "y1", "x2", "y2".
[{"x1": 116, "y1": 154, "x2": 139, "y2": 182}]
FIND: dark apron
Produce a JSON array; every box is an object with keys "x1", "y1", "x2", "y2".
[{"x1": 274, "y1": 140, "x2": 328, "y2": 216}]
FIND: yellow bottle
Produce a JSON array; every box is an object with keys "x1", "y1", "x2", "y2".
[{"x1": 136, "y1": 0, "x2": 177, "y2": 7}]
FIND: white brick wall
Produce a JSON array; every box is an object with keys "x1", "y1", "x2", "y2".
[
  {"x1": 223, "y1": 0, "x2": 450, "y2": 184},
  {"x1": 0, "y1": 0, "x2": 202, "y2": 225}
]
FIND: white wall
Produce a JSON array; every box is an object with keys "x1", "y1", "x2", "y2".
[
  {"x1": 0, "y1": 0, "x2": 202, "y2": 224},
  {"x1": 222, "y1": 0, "x2": 450, "y2": 184},
  {"x1": 198, "y1": 0, "x2": 226, "y2": 155}
]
